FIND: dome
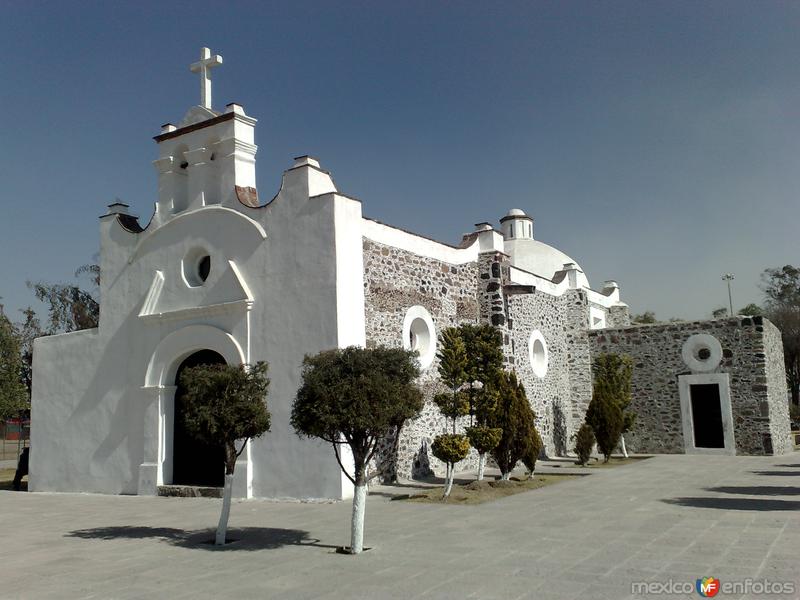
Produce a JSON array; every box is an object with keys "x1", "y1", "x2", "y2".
[
  {"x1": 504, "y1": 237, "x2": 590, "y2": 288},
  {"x1": 506, "y1": 208, "x2": 526, "y2": 217}
]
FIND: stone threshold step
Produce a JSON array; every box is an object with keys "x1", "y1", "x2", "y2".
[{"x1": 158, "y1": 485, "x2": 223, "y2": 498}]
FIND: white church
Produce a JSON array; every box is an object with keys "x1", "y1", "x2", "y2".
[{"x1": 31, "y1": 49, "x2": 791, "y2": 501}]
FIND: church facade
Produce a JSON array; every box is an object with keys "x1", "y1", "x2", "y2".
[{"x1": 30, "y1": 50, "x2": 793, "y2": 501}]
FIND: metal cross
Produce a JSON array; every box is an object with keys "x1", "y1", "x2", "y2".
[{"x1": 190, "y1": 47, "x2": 223, "y2": 110}]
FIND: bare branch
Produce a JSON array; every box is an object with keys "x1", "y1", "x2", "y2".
[{"x1": 333, "y1": 443, "x2": 356, "y2": 486}]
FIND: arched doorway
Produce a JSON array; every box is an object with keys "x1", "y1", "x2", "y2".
[{"x1": 172, "y1": 349, "x2": 226, "y2": 487}]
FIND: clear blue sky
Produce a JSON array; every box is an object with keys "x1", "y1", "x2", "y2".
[{"x1": 2, "y1": 1, "x2": 798, "y2": 322}]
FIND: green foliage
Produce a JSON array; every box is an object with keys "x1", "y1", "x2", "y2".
[
  {"x1": 521, "y1": 427, "x2": 543, "y2": 474},
  {"x1": 574, "y1": 423, "x2": 595, "y2": 466},
  {"x1": 739, "y1": 303, "x2": 763, "y2": 316},
  {"x1": 586, "y1": 382, "x2": 623, "y2": 463},
  {"x1": 433, "y1": 392, "x2": 470, "y2": 422},
  {"x1": 0, "y1": 310, "x2": 27, "y2": 420},
  {"x1": 761, "y1": 265, "x2": 800, "y2": 306},
  {"x1": 593, "y1": 353, "x2": 635, "y2": 434},
  {"x1": 632, "y1": 311, "x2": 657, "y2": 324},
  {"x1": 488, "y1": 371, "x2": 539, "y2": 476},
  {"x1": 790, "y1": 402, "x2": 800, "y2": 427},
  {"x1": 436, "y1": 327, "x2": 468, "y2": 391},
  {"x1": 28, "y1": 263, "x2": 100, "y2": 334},
  {"x1": 179, "y1": 361, "x2": 271, "y2": 474},
  {"x1": 711, "y1": 307, "x2": 728, "y2": 319},
  {"x1": 465, "y1": 425, "x2": 502, "y2": 454},
  {"x1": 292, "y1": 346, "x2": 422, "y2": 484},
  {"x1": 459, "y1": 324, "x2": 504, "y2": 386},
  {"x1": 432, "y1": 433, "x2": 471, "y2": 465}
]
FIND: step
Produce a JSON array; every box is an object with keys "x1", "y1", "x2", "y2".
[{"x1": 157, "y1": 485, "x2": 223, "y2": 498}]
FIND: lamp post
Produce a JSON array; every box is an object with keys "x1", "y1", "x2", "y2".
[{"x1": 722, "y1": 273, "x2": 735, "y2": 316}]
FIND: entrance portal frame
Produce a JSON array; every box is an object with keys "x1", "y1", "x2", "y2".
[
  {"x1": 678, "y1": 373, "x2": 735, "y2": 456},
  {"x1": 138, "y1": 325, "x2": 252, "y2": 496}
]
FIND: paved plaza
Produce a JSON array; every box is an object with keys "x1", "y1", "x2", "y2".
[{"x1": 1, "y1": 453, "x2": 798, "y2": 599}]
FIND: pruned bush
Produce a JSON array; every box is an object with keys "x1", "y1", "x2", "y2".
[
  {"x1": 574, "y1": 423, "x2": 595, "y2": 466},
  {"x1": 432, "y1": 433, "x2": 471, "y2": 499},
  {"x1": 522, "y1": 426, "x2": 543, "y2": 477},
  {"x1": 488, "y1": 371, "x2": 539, "y2": 479},
  {"x1": 585, "y1": 382, "x2": 623, "y2": 463}
]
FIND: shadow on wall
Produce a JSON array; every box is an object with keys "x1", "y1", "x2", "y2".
[
  {"x1": 412, "y1": 439, "x2": 434, "y2": 480},
  {"x1": 65, "y1": 526, "x2": 338, "y2": 551},
  {"x1": 662, "y1": 497, "x2": 800, "y2": 511}
]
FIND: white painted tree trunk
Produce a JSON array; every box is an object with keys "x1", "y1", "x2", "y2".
[
  {"x1": 620, "y1": 435, "x2": 628, "y2": 458},
  {"x1": 443, "y1": 463, "x2": 455, "y2": 499},
  {"x1": 501, "y1": 471, "x2": 510, "y2": 481},
  {"x1": 350, "y1": 484, "x2": 367, "y2": 554},
  {"x1": 215, "y1": 473, "x2": 234, "y2": 546},
  {"x1": 477, "y1": 453, "x2": 486, "y2": 481}
]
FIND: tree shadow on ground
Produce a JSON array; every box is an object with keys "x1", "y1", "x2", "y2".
[
  {"x1": 65, "y1": 526, "x2": 339, "y2": 551},
  {"x1": 704, "y1": 486, "x2": 800, "y2": 496},
  {"x1": 773, "y1": 464, "x2": 800, "y2": 468},
  {"x1": 662, "y1": 497, "x2": 800, "y2": 511},
  {"x1": 750, "y1": 471, "x2": 800, "y2": 477}
]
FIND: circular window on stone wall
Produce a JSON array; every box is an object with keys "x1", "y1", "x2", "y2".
[
  {"x1": 681, "y1": 333, "x2": 722, "y2": 372},
  {"x1": 528, "y1": 330, "x2": 548, "y2": 378},
  {"x1": 182, "y1": 248, "x2": 212, "y2": 288},
  {"x1": 403, "y1": 306, "x2": 436, "y2": 369}
]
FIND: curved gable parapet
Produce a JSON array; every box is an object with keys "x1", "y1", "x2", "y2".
[{"x1": 129, "y1": 205, "x2": 267, "y2": 264}]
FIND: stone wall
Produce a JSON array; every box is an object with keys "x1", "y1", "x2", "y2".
[
  {"x1": 588, "y1": 317, "x2": 791, "y2": 456},
  {"x1": 763, "y1": 319, "x2": 792, "y2": 454},
  {"x1": 505, "y1": 290, "x2": 573, "y2": 456},
  {"x1": 362, "y1": 238, "x2": 480, "y2": 480}
]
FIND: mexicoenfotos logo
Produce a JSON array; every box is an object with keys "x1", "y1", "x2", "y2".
[{"x1": 696, "y1": 577, "x2": 720, "y2": 597}]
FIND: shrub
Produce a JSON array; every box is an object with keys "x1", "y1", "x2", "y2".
[
  {"x1": 585, "y1": 382, "x2": 623, "y2": 462},
  {"x1": 489, "y1": 371, "x2": 539, "y2": 479},
  {"x1": 521, "y1": 427, "x2": 543, "y2": 476},
  {"x1": 574, "y1": 423, "x2": 595, "y2": 466}
]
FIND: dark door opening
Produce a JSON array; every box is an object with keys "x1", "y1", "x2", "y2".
[
  {"x1": 689, "y1": 383, "x2": 725, "y2": 449},
  {"x1": 173, "y1": 349, "x2": 226, "y2": 487}
]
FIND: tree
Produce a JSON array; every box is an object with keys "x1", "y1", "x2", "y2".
[
  {"x1": 521, "y1": 426, "x2": 543, "y2": 477},
  {"x1": 585, "y1": 385, "x2": 622, "y2": 462},
  {"x1": 15, "y1": 307, "x2": 43, "y2": 399},
  {"x1": 28, "y1": 263, "x2": 100, "y2": 334},
  {"x1": 739, "y1": 303, "x2": 763, "y2": 316},
  {"x1": 0, "y1": 309, "x2": 27, "y2": 421},
  {"x1": 292, "y1": 346, "x2": 422, "y2": 554},
  {"x1": 488, "y1": 371, "x2": 538, "y2": 480},
  {"x1": 632, "y1": 311, "x2": 657, "y2": 324},
  {"x1": 592, "y1": 353, "x2": 634, "y2": 458},
  {"x1": 179, "y1": 362, "x2": 271, "y2": 546},
  {"x1": 761, "y1": 265, "x2": 800, "y2": 406},
  {"x1": 573, "y1": 423, "x2": 595, "y2": 466},
  {"x1": 459, "y1": 324, "x2": 504, "y2": 423},
  {"x1": 711, "y1": 307, "x2": 728, "y2": 319},
  {"x1": 456, "y1": 323, "x2": 504, "y2": 481},
  {"x1": 432, "y1": 328, "x2": 471, "y2": 499}
]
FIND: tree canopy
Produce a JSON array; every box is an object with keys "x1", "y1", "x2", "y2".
[
  {"x1": 761, "y1": 265, "x2": 800, "y2": 406},
  {"x1": 0, "y1": 309, "x2": 27, "y2": 420}
]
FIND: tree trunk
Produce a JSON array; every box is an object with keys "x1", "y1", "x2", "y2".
[
  {"x1": 477, "y1": 453, "x2": 485, "y2": 481},
  {"x1": 501, "y1": 470, "x2": 510, "y2": 481},
  {"x1": 350, "y1": 482, "x2": 367, "y2": 554},
  {"x1": 216, "y1": 473, "x2": 234, "y2": 545},
  {"x1": 620, "y1": 435, "x2": 628, "y2": 458},
  {"x1": 442, "y1": 462, "x2": 454, "y2": 499}
]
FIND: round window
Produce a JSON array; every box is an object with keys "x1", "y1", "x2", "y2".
[
  {"x1": 182, "y1": 249, "x2": 211, "y2": 287},
  {"x1": 528, "y1": 330, "x2": 548, "y2": 378},
  {"x1": 681, "y1": 334, "x2": 722, "y2": 372},
  {"x1": 403, "y1": 306, "x2": 436, "y2": 368}
]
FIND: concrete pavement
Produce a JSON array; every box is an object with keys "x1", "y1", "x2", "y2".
[{"x1": 1, "y1": 453, "x2": 798, "y2": 600}]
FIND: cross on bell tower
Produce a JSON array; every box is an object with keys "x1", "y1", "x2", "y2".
[{"x1": 190, "y1": 47, "x2": 223, "y2": 110}]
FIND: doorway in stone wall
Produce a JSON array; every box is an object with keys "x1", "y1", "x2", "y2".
[
  {"x1": 678, "y1": 373, "x2": 735, "y2": 455},
  {"x1": 172, "y1": 349, "x2": 226, "y2": 487},
  {"x1": 689, "y1": 384, "x2": 725, "y2": 449}
]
